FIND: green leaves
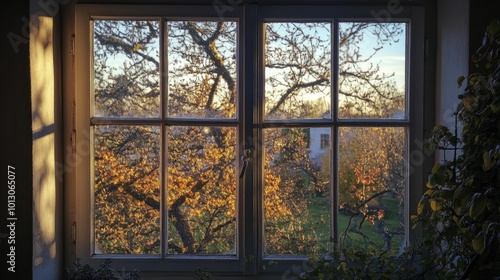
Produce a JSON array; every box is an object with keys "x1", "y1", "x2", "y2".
[
  {"x1": 469, "y1": 193, "x2": 487, "y2": 220},
  {"x1": 483, "y1": 151, "x2": 492, "y2": 171},
  {"x1": 472, "y1": 232, "x2": 485, "y2": 254},
  {"x1": 426, "y1": 125, "x2": 458, "y2": 151},
  {"x1": 301, "y1": 245, "x2": 423, "y2": 280},
  {"x1": 417, "y1": 17, "x2": 500, "y2": 279},
  {"x1": 430, "y1": 199, "x2": 441, "y2": 211},
  {"x1": 482, "y1": 147, "x2": 500, "y2": 171},
  {"x1": 486, "y1": 19, "x2": 500, "y2": 41},
  {"x1": 457, "y1": 76, "x2": 466, "y2": 88},
  {"x1": 417, "y1": 196, "x2": 427, "y2": 215}
]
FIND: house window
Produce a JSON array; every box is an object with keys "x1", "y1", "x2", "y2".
[
  {"x1": 74, "y1": 3, "x2": 426, "y2": 276},
  {"x1": 320, "y1": 134, "x2": 330, "y2": 149}
]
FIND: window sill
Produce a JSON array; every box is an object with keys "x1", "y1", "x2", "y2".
[{"x1": 139, "y1": 274, "x2": 288, "y2": 280}]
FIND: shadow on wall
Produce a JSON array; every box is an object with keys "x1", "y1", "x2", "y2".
[{"x1": 31, "y1": 14, "x2": 63, "y2": 280}]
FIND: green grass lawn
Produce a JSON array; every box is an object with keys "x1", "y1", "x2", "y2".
[{"x1": 304, "y1": 196, "x2": 405, "y2": 253}]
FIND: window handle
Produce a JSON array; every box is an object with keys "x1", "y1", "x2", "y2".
[{"x1": 239, "y1": 149, "x2": 252, "y2": 179}]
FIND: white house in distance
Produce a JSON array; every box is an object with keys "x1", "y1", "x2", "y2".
[
  {"x1": 309, "y1": 127, "x2": 331, "y2": 166},
  {"x1": 308, "y1": 110, "x2": 404, "y2": 166}
]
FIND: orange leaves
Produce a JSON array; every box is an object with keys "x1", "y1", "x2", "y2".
[
  {"x1": 339, "y1": 127, "x2": 404, "y2": 240},
  {"x1": 264, "y1": 173, "x2": 291, "y2": 220},
  {"x1": 365, "y1": 209, "x2": 386, "y2": 225},
  {"x1": 377, "y1": 209, "x2": 385, "y2": 220},
  {"x1": 93, "y1": 126, "x2": 161, "y2": 254},
  {"x1": 165, "y1": 126, "x2": 237, "y2": 254}
]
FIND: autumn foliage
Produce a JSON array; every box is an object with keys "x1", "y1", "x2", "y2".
[{"x1": 91, "y1": 20, "x2": 407, "y2": 256}]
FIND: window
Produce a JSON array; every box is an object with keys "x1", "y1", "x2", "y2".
[
  {"x1": 74, "y1": 3, "x2": 426, "y2": 277},
  {"x1": 320, "y1": 134, "x2": 330, "y2": 149}
]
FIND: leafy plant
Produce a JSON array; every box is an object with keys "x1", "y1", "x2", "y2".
[
  {"x1": 194, "y1": 268, "x2": 213, "y2": 280},
  {"x1": 299, "y1": 245, "x2": 430, "y2": 280},
  {"x1": 413, "y1": 18, "x2": 500, "y2": 279},
  {"x1": 65, "y1": 258, "x2": 141, "y2": 280},
  {"x1": 301, "y1": 18, "x2": 500, "y2": 280}
]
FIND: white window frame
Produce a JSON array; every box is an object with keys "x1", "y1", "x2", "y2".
[{"x1": 73, "y1": 3, "x2": 427, "y2": 278}]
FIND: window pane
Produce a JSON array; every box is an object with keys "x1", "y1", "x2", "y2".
[
  {"x1": 93, "y1": 20, "x2": 160, "y2": 118},
  {"x1": 338, "y1": 127, "x2": 406, "y2": 250},
  {"x1": 264, "y1": 128, "x2": 331, "y2": 255},
  {"x1": 168, "y1": 21, "x2": 237, "y2": 119},
  {"x1": 338, "y1": 22, "x2": 406, "y2": 119},
  {"x1": 167, "y1": 126, "x2": 237, "y2": 255},
  {"x1": 265, "y1": 22, "x2": 331, "y2": 120},
  {"x1": 94, "y1": 125, "x2": 161, "y2": 254}
]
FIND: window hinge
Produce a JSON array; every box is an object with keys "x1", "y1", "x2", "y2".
[
  {"x1": 72, "y1": 222, "x2": 76, "y2": 244},
  {"x1": 70, "y1": 129, "x2": 76, "y2": 154},
  {"x1": 70, "y1": 98, "x2": 76, "y2": 154},
  {"x1": 70, "y1": 34, "x2": 75, "y2": 56}
]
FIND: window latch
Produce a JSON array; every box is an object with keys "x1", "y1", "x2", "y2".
[{"x1": 239, "y1": 149, "x2": 252, "y2": 179}]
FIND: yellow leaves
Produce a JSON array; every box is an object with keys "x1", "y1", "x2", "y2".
[
  {"x1": 472, "y1": 232, "x2": 485, "y2": 254},
  {"x1": 377, "y1": 209, "x2": 385, "y2": 220},
  {"x1": 94, "y1": 140, "x2": 161, "y2": 253},
  {"x1": 264, "y1": 175, "x2": 293, "y2": 220},
  {"x1": 131, "y1": 43, "x2": 143, "y2": 53},
  {"x1": 94, "y1": 123, "x2": 318, "y2": 254},
  {"x1": 133, "y1": 247, "x2": 143, "y2": 254}
]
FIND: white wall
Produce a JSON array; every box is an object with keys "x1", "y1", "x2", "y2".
[
  {"x1": 309, "y1": 127, "x2": 330, "y2": 163},
  {"x1": 31, "y1": 1, "x2": 63, "y2": 279},
  {"x1": 436, "y1": 0, "x2": 469, "y2": 135}
]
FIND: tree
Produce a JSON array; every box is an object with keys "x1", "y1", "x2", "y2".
[
  {"x1": 264, "y1": 127, "x2": 329, "y2": 255},
  {"x1": 338, "y1": 22, "x2": 405, "y2": 119},
  {"x1": 91, "y1": 19, "x2": 406, "y2": 255},
  {"x1": 338, "y1": 127, "x2": 405, "y2": 250}
]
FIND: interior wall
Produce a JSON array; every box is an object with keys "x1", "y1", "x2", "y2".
[
  {"x1": 30, "y1": 0, "x2": 63, "y2": 279},
  {"x1": 0, "y1": 1, "x2": 32, "y2": 279},
  {"x1": 435, "y1": 0, "x2": 469, "y2": 141},
  {"x1": 26, "y1": 0, "x2": 473, "y2": 279},
  {"x1": 61, "y1": 0, "x2": 78, "y2": 273}
]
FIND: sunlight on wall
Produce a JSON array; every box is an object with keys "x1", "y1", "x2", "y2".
[{"x1": 30, "y1": 14, "x2": 59, "y2": 277}]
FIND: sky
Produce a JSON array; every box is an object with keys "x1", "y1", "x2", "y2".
[{"x1": 93, "y1": 20, "x2": 407, "y2": 117}]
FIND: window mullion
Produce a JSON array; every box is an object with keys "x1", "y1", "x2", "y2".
[
  {"x1": 331, "y1": 19, "x2": 339, "y2": 248},
  {"x1": 331, "y1": 125, "x2": 339, "y2": 249},
  {"x1": 242, "y1": 3, "x2": 258, "y2": 275},
  {"x1": 160, "y1": 17, "x2": 168, "y2": 257}
]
